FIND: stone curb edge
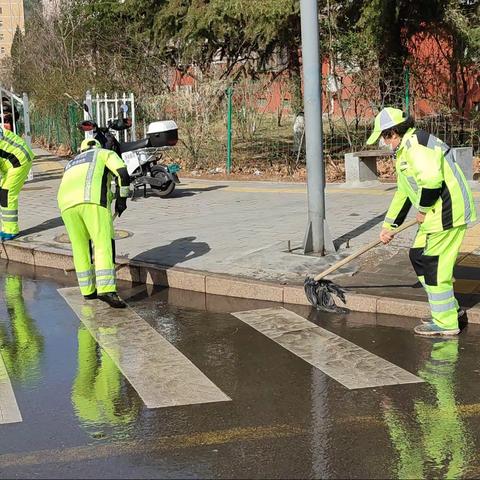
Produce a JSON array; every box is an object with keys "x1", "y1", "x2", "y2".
[{"x1": 2, "y1": 239, "x2": 480, "y2": 324}]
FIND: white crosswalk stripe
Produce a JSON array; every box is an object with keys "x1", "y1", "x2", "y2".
[
  {"x1": 59, "y1": 287, "x2": 231, "y2": 408},
  {"x1": 233, "y1": 307, "x2": 424, "y2": 390},
  {"x1": 0, "y1": 353, "x2": 22, "y2": 424}
]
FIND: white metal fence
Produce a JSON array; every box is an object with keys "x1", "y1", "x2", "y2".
[
  {"x1": 84, "y1": 91, "x2": 136, "y2": 142},
  {"x1": 0, "y1": 87, "x2": 32, "y2": 148}
]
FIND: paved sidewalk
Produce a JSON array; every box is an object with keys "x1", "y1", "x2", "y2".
[{"x1": 9, "y1": 147, "x2": 480, "y2": 315}]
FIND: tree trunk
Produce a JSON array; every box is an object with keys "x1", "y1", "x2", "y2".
[
  {"x1": 376, "y1": 4, "x2": 407, "y2": 109},
  {"x1": 288, "y1": 45, "x2": 303, "y2": 115}
]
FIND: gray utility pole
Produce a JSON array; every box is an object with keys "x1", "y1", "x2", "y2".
[{"x1": 300, "y1": 0, "x2": 334, "y2": 255}]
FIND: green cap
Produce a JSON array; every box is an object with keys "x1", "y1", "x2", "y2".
[{"x1": 366, "y1": 107, "x2": 406, "y2": 145}]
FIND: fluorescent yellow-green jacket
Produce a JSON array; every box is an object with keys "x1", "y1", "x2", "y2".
[
  {"x1": 384, "y1": 128, "x2": 476, "y2": 234},
  {"x1": 0, "y1": 128, "x2": 34, "y2": 172},
  {"x1": 57, "y1": 148, "x2": 130, "y2": 213}
]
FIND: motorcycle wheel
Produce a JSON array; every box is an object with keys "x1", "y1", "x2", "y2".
[{"x1": 150, "y1": 166, "x2": 176, "y2": 197}]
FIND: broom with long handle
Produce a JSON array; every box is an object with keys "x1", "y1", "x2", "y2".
[{"x1": 304, "y1": 218, "x2": 418, "y2": 313}]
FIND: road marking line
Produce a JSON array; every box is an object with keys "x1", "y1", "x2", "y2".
[
  {"x1": 342, "y1": 402, "x2": 480, "y2": 427},
  {"x1": 59, "y1": 287, "x2": 231, "y2": 408},
  {"x1": 0, "y1": 352, "x2": 22, "y2": 424},
  {"x1": 180, "y1": 182, "x2": 480, "y2": 198},
  {"x1": 0, "y1": 423, "x2": 304, "y2": 467},
  {"x1": 233, "y1": 307, "x2": 424, "y2": 390},
  {"x1": 180, "y1": 184, "x2": 396, "y2": 195}
]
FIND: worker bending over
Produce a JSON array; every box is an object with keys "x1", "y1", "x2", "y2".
[
  {"x1": 57, "y1": 139, "x2": 130, "y2": 308},
  {"x1": 368, "y1": 108, "x2": 476, "y2": 336}
]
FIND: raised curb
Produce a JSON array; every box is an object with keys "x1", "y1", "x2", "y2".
[{"x1": 2, "y1": 239, "x2": 480, "y2": 324}]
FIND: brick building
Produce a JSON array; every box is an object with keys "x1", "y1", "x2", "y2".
[{"x1": 0, "y1": 0, "x2": 24, "y2": 58}]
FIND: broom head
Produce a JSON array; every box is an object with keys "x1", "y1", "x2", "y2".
[{"x1": 304, "y1": 277, "x2": 349, "y2": 314}]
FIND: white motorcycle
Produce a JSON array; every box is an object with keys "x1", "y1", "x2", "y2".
[{"x1": 80, "y1": 110, "x2": 181, "y2": 198}]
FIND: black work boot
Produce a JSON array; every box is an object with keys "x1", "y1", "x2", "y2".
[
  {"x1": 84, "y1": 290, "x2": 97, "y2": 300},
  {"x1": 97, "y1": 292, "x2": 127, "y2": 309}
]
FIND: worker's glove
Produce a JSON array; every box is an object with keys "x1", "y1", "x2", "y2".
[{"x1": 115, "y1": 197, "x2": 127, "y2": 217}]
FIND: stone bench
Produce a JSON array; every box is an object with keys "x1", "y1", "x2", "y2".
[
  {"x1": 344, "y1": 146, "x2": 474, "y2": 186},
  {"x1": 454, "y1": 147, "x2": 474, "y2": 183},
  {"x1": 344, "y1": 149, "x2": 391, "y2": 186}
]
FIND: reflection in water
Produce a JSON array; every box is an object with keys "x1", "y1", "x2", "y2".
[
  {"x1": 383, "y1": 339, "x2": 472, "y2": 479},
  {"x1": 71, "y1": 305, "x2": 141, "y2": 434},
  {"x1": 0, "y1": 275, "x2": 44, "y2": 384}
]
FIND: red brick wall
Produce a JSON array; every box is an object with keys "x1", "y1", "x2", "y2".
[{"x1": 170, "y1": 34, "x2": 480, "y2": 120}]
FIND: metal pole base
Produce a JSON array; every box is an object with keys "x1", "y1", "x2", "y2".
[{"x1": 303, "y1": 219, "x2": 336, "y2": 255}]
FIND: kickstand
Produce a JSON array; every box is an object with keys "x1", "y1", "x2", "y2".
[
  {"x1": 143, "y1": 184, "x2": 147, "y2": 198},
  {"x1": 131, "y1": 186, "x2": 137, "y2": 202}
]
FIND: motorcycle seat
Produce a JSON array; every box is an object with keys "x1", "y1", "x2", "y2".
[{"x1": 120, "y1": 138, "x2": 151, "y2": 154}]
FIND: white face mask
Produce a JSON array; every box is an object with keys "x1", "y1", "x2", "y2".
[{"x1": 379, "y1": 137, "x2": 394, "y2": 152}]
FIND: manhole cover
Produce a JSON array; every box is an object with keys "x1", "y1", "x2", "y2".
[{"x1": 54, "y1": 230, "x2": 133, "y2": 244}]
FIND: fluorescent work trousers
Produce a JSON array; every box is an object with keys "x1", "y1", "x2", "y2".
[
  {"x1": 0, "y1": 163, "x2": 30, "y2": 234},
  {"x1": 62, "y1": 203, "x2": 116, "y2": 296},
  {"x1": 409, "y1": 225, "x2": 466, "y2": 329}
]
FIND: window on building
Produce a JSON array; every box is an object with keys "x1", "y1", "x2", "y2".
[
  {"x1": 0, "y1": 47, "x2": 5, "y2": 55},
  {"x1": 0, "y1": 8, "x2": 3, "y2": 14},
  {"x1": 0, "y1": 34, "x2": 4, "y2": 41}
]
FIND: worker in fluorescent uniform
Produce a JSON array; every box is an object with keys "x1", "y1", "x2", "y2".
[
  {"x1": 368, "y1": 108, "x2": 476, "y2": 337},
  {"x1": 57, "y1": 139, "x2": 130, "y2": 308},
  {"x1": 0, "y1": 274, "x2": 44, "y2": 384},
  {"x1": 71, "y1": 319, "x2": 140, "y2": 430},
  {"x1": 0, "y1": 127, "x2": 34, "y2": 240},
  {"x1": 382, "y1": 339, "x2": 472, "y2": 478}
]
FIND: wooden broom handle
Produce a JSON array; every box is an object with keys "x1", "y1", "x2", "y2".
[{"x1": 313, "y1": 218, "x2": 417, "y2": 282}]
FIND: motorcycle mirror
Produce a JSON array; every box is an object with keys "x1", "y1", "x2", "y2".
[
  {"x1": 109, "y1": 117, "x2": 132, "y2": 131},
  {"x1": 83, "y1": 103, "x2": 90, "y2": 113},
  {"x1": 78, "y1": 120, "x2": 95, "y2": 132}
]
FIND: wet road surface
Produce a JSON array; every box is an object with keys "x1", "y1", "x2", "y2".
[{"x1": 0, "y1": 261, "x2": 480, "y2": 478}]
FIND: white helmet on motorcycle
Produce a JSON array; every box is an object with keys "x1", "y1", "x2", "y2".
[{"x1": 80, "y1": 138, "x2": 101, "y2": 152}]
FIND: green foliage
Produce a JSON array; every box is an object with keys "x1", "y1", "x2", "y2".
[
  {"x1": 323, "y1": 0, "x2": 480, "y2": 109},
  {"x1": 23, "y1": 0, "x2": 42, "y2": 20},
  {"x1": 121, "y1": 0, "x2": 301, "y2": 79}
]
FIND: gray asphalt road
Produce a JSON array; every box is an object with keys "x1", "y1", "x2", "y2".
[{"x1": 0, "y1": 261, "x2": 479, "y2": 479}]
